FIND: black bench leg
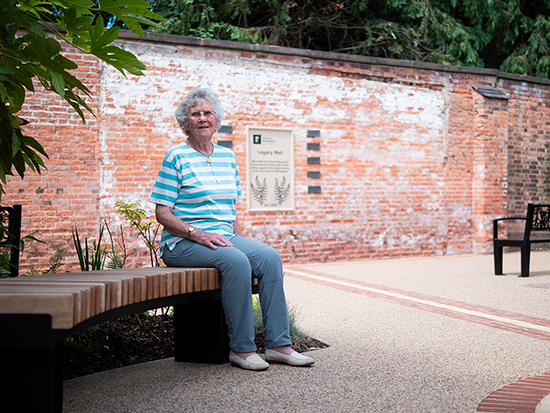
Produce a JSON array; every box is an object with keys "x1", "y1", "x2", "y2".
[
  {"x1": 520, "y1": 243, "x2": 531, "y2": 277},
  {"x1": 173, "y1": 298, "x2": 229, "y2": 364},
  {"x1": 0, "y1": 342, "x2": 64, "y2": 413},
  {"x1": 494, "y1": 243, "x2": 504, "y2": 275}
]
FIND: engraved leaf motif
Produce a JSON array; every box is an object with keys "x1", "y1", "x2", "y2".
[
  {"x1": 250, "y1": 176, "x2": 268, "y2": 204},
  {"x1": 274, "y1": 176, "x2": 290, "y2": 205}
]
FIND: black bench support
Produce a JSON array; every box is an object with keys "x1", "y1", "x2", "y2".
[
  {"x1": 0, "y1": 284, "x2": 258, "y2": 413},
  {"x1": 174, "y1": 298, "x2": 230, "y2": 364},
  {"x1": 0, "y1": 314, "x2": 63, "y2": 413}
]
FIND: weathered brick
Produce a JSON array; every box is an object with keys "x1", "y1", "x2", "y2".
[{"x1": 3, "y1": 35, "x2": 550, "y2": 272}]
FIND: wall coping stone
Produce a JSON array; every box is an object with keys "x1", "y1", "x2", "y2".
[{"x1": 118, "y1": 30, "x2": 550, "y2": 87}]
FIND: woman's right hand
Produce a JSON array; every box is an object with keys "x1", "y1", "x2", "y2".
[
  {"x1": 191, "y1": 228, "x2": 233, "y2": 250},
  {"x1": 156, "y1": 204, "x2": 233, "y2": 250}
]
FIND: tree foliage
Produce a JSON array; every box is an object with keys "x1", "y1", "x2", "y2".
[
  {"x1": 151, "y1": 0, "x2": 550, "y2": 78},
  {"x1": 0, "y1": 0, "x2": 164, "y2": 200}
]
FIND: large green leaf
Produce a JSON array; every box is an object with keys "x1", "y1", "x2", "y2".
[
  {"x1": 91, "y1": 23, "x2": 121, "y2": 50},
  {"x1": 11, "y1": 133, "x2": 21, "y2": 157},
  {"x1": 61, "y1": 8, "x2": 94, "y2": 36},
  {"x1": 0, "y1": 0, "x2": 45, "y2": 37},
  {"x1": 97, "y1": 0, "x2": 165, "y2": 37},
  {"x1": 93, "y1": 45, "x2": 146, "y2": 75},
  {"x1": 53, "y1": 0, "x2": 95, "y2": 10},
  {"x1": 47, "y1": 70, "x2": 66, "y2": 99},
  {"x1": 0, "y1": 66, "x2": 14, "y2": 75},
  {"x1": 83, "y1": 16, "x2": 147, "y2": 75}
]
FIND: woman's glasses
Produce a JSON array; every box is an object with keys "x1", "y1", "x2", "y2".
[{"x1": 190, "y1": 111, "x2": 214, "y2": 119}]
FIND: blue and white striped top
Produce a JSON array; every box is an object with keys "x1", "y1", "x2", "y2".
[{"x1": 150, "y1": 143, "x2": 243, "y2": 253}]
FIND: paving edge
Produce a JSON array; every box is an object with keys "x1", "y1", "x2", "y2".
[{"x1": 476, "y1": 373, "x2": 550, "y2": 412}]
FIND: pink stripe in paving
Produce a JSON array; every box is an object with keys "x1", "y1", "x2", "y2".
[
  {"x1": 475, "y1": 373, "x2": 550, "y2": 412},
  {"x1": 285, "y1": 267, "x2": 550, "y2": 341},
  {"x1": 285, "y1": 267, "x2": 550, "y2": 412}
]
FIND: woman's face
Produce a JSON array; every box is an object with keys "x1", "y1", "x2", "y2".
[{"x1": 187, "y1": 99, "x2": 217, "y2": 140}]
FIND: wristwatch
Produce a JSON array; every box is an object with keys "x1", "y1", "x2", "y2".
[{"x1": 187, "y1": 226, "x2": 196, "y2": 240}]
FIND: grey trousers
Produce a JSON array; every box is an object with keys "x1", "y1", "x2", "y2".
[{"x1": 161, "y1": 235, "x2": 292, "y2": 352}]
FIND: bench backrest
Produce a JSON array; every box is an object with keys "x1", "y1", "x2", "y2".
[
  {"x1": 525, "y1": 203, "x2": 550, "y2": 239},
  {"x1": 0, "y1": 204, "x2": 22, "y2": 278}
]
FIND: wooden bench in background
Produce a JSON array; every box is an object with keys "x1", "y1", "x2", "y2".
[
  {"x1": 0, "y1": 265, "x2": 258, "y2": 412},
  {"x1": 493, "y1": 203, "x2": 550, "y2": 277}
]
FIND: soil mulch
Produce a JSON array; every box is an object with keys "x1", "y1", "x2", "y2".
[{"x1": 63, "y1": 314, "x2": 329, "y2": 380}]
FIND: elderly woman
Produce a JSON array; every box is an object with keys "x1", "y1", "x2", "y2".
[{"x1": 150, "y1": 88, "x2": 314, "y2": 371}]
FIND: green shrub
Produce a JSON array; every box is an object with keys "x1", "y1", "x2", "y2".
[{"x1": 252, "y1": 295, "x2": 308, "y2": 347}]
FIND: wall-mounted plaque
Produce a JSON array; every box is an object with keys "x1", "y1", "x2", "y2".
[{"x1": 247, "y1": 127, "x2": 295, "y2": 211}]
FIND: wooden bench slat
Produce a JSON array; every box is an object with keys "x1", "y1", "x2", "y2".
[
  {"x1": 0, "y1": 292, "x2": 76, "y2": 329},
  {"x1": 172, "y1": 270, "x2": 180, "y2": 294},
  {"x1": 77, "y1": 271, "x2": 136, "y2": 308},
  {"x1": 192, "y1": 269, "x2": 201, "y2": 293},
  {"x1": 14, "y1": 276, "x2": 110, "y2": 313},
  {"x1": 208, "y1": 268, "x2": 219, "y2": 290},
  {"x1": 0, "y1": 285, "x2": 90, "y2": 324},
  {"x1": 40, "y1": 274, "x2": 122, "y2": 312},
  {"x1": 0, "y1": 281, "x2": 104, "y2": 319},
  {"x1": 184, "y1": 270, "x2": 192, "y2": 294},
  {"x1": 89, "y1": 271, "x2": 148, "y2": 304}
]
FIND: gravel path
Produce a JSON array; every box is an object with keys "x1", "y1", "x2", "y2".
[{"x1": 63, "y1": 251, "x2": 550, "y2": 412}]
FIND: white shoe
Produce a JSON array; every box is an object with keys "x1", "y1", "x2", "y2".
[
  {"x1": 229, "y1": 351, "x2": 269, "y2": 371},
  {"x1": 265, "y1": 349, "x2": 315, "y2": 367}
]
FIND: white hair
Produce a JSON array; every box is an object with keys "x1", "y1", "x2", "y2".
[{"x1": 175, "y1": 88, "x2": 224, "y2": 135}]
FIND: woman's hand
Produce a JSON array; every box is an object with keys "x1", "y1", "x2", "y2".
[
  {"x1": 155, "y1": 204, "x2": 232, "y2": 250},
  {"x1": 191, "y1": 228, "x2": 233, "y2": 250}
]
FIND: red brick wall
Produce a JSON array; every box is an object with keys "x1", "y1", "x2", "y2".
[
  {"x1": 3, "y1": 32, "x2": 550, "y2": 272},
  {"x1": 3, "y1": 42, "x2": 102, "y2": 271},
  {"x1": 471, "y1": 88, "x2": 510, "y2": 251},
  {"x1": 504, "y1": 80, "x2": 550, "y2": 216}
]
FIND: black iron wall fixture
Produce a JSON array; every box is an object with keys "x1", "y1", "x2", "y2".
[
  {"x1": 306, "y1": 129, "x2": 321, "y2": 194},
  {"x1": 217, "y1": 125, "x2": 233, "y2": 148}
]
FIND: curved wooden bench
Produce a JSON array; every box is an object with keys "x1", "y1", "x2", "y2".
[{"x1": 0, "y1": 267, "x2": 258, "y2": 413}]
